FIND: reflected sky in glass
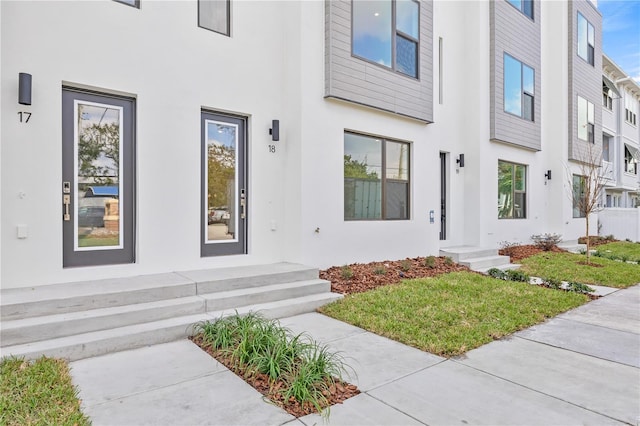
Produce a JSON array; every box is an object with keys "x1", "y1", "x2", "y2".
[
  {"x1": 504, "y1": 54, "x2": 522, "y2": 116},
  {"x1": 396, "y1": 0, "x2": 418, "y2": 38},
  {"x1": 353, "y1": 0, "x2": 392, "y2": 67},
  {"x1": 344, "y1": 133, "x2": 382, "y2": 178},
  {"x1": 207, "y1": 122, "x2": 236, "y2": 149},
  {"x1": 386, "y1": 142, "x2": 409, "y2": 180}
]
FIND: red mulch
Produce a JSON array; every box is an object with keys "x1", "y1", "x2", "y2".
[
  {"x1": 578, "y1": 236, "x2": 617, "y2": 247},
  {"x1": 499, "y1": 244, "x2": 567, "y2": 263},
  {"x1": 189, "y1": 335, "x2": 360, "y2": 417},
  {"x1": 320, "y1": 257, "x2": 470, "y2": 296},
  {"x1": 576, "y1": 261, "x2": 604, "y2": 267}
]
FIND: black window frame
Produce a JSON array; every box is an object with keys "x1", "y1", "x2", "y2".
[
  {"x1": 506, "y1": 0, "x2": 534, "y2": 20},
  {"x1": 351, "y1": 0, "x2": 421, "y2": 80},
  {"x1": 625, "y1": 146, "x2": 638, "y2": 175},
  {"x1": 344, "y1": 132, "x2": 411, "y2": 221},
  {"x1": 498, "y1": 160, "x2": 527, "y2": 220},
  {"x1": 113, "y1": 0, "x2": 139, "y2": 8},
  {"x1": 577, "y1": 95, "x2": 595, "y2": 144},
  {"x1": 572, "y1": 174, "x2": 587, "y2": 218},
  {"x1": 503, "y1": 53, "x2": 535, "y2": 122},
  {"x1": 577, "y1": 12, "x2": 595, "y2": 66},
  {"x1": 602, "y1": 83, "x2": 613, "y2": 111}
]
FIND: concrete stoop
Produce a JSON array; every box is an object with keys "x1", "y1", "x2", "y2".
[
  {"x1": 439, "y1": 246, "x2": 514, "y2": 272},
  {"x1": 0, "y1": 263, "x2": 342, "y2": 361}
]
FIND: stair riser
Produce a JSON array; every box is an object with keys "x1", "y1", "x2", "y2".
[
  {"x1": 462, "y1": 256, "x2": 511, "y2": 270},
  {"x1": 1, "y1": 294, "x2": 342, "y2": 362},
  {"x1": 439, "y1": 249, "x2": 499, "y2": 262},
  {"x1": 2, "y1": 284, "x2": 197, "y2": 322},
  {"x1": 205, "y1": 282, "x2": 330, "y2": 312},
  {"x1": 1, "y1": 300, "x2": 206, "y2": 347},
  {"x1": 195, "y1": 269, "x2": 319, "y2": 294}
]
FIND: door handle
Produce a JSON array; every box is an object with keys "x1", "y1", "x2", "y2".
[
  {"x1": 63, "y1": 194, "x2": 71, "y2": 221},
  {"x1": 240, "y1": 189, "x2": 246, "y2": 220}
]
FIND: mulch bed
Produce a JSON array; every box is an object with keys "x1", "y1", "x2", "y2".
[
  {"x1": 499, "y1": 244, "x2": 567, "y2": 263},
  {"x1": 189, "y1": 335, "x2": 360, "y2": 418},
  {"x1": 320, "y1": 257, "x2": 469, "y2": 296}
]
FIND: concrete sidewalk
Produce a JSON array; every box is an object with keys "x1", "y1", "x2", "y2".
[{"x1": 71, "y1": 285, "x2": 640, "y2": 425}]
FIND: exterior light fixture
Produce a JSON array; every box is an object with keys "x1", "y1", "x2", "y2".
[
  {"x1": 269, "y1": 120, "x2": 279, "y2": 141},
  {"x1": 456, "y1": 154, "x2": 465, "y2": 168},
  {"x1": 18, "y1": 73, "x2": 32, "y2": 105},
  {"x1": 545, "y1": 170, "x2": 552, "y2": 180}
]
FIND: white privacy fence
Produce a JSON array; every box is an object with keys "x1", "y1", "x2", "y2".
[{"x1": 598, "y1": 208, "x2": 640, "y2": 242}]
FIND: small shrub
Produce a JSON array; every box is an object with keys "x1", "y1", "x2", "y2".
[
  {"x1": 565, "y1": 282, "x2": 595, "y2": 294},
  {"x1": 444, "y1": 256, "x2": 454, "y2": 266},
  {"x1": 400, "y1": 259, "x2": 412, "y2": 272},
  {"x1": 543, "y1": 278, "x2": 562, "y2": 290},
  {"x1": 505, "y1": 269, "x2": 530, "y2": 282},
  {"x1": 498, "y1": 241, "x2": 520, "y2": 257},
  {"x1": 424, "y1": 256, "x2": 436, "y2": 268},
  {"x1": 593, "y1": 251, "x2": 602, "y2": 257},
  {"x1": 340, "y1": 266, "x2": 353, "y2": 280},
  {"x1": 373, "y1": 265, "x2": 387, "y2": 275},
  {"x1": 487, "y1": 268, "x2": 507, "y2": 280},
  {"x1": 530, "y1": 233, "x2": 562, "y2": 251}
]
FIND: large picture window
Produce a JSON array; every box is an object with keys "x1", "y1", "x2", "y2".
[
  {"x1": 577, "y1": 12, "x2": 595, "y2": 66},
  {"x1": 504, "y1": 53, "x2": 534, "y2": 121},
  {"x1": 344, "y1": 132, "x2": 410, "y2": 220},
  {"x1": 577, "y1": 96, "x2": 595, "y2": 143},
  {"x1": 352, "y1": 0, "x2": 420, "y2": 78},
  {"x1": 498, "y1": 161, "x2": 526, "y2": 219}
]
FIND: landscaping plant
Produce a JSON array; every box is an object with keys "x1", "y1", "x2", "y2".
[
  {"x1": 530, "y1": 233, "x2": 562, "y2": 251},
  {"x1": 192, "y1": 313, "x2": 355, "y2": 417}
]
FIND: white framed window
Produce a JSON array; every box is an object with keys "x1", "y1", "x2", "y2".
[
  {"x1": 625, "y1": 145, "x2": 638, "y2": 175},
  {"x1": 504, "y1": 53, "x2": 534, "y2": 121},
  {"x1": 498, "y1": 161, "x2": 527, "y2": 219},
  {"x1": 344, "y1": 132, "x2": 410, "y2": 220},
  {"x1": 352, "y1": 0, "x2": 420, "y2": 78},
  {"x1": 625, "y1": 95, "x2": 638, "y2": 126},
  {"x1": 199, "y1": 0, "x2": 230, "y2": 36},
  {"x1": 577, "y1": 96, "x2": 594, "y2": 143},
  {"x1": 577, "y1": 12, "x2": 595, "y2": 66},
  {"x1": 603, "y1": 83, "x2": 613, "y2": 110},
  {"x1": 507, "y1": 0, "x2": 533, "y2": 19}
]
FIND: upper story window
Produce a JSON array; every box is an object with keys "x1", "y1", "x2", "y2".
[
  {"x1": 625, "y1": 145, "x2": 639, "y2": 174},
  {"x1": 352, "y1": 0, "x2": 420, "y2": 78},
  {"x1": 507, "y1": 0, "x2": 533, "y2": 19},
  {"x1": 113, "y1": 0, "x2": 139, "y2": 7},
  {"x1": 602, "y1": 83, "x2": 613, "y2": 110},
  {"x1": 602, "y1": 136, "x2": 611, "y2": 162},
  {"x1": 577, "y1": 12, "x2": 595, "y2": 66},
  {"x1": 577, "y1": 96, "x2": 594, "y2": 143},
  {"x1": 504, "y1": 53, "x2": 534, "y2": 121},
  {"x1": 199, "y1": 0, "x2": 230, "y2": 36},
  {"x1": 344, "y1": 132, "x2": 410, "y2": 220},
  {"x1": 498, "y1": 160, "x2": 527, "y2": 219},
  {"x1": 625, "y1": 95, "x2": 638, "y2": 126}
]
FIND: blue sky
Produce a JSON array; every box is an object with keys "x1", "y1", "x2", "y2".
[{"x1": 598, "y1": 0, "x2": 640, "y2": 82}]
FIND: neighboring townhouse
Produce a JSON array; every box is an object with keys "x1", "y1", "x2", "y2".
[
  {"x1": 0, "y1": 0, "x2": 610, "y2": 293},
  {"x1": 599, "y1": 54, "x2": 640, "y2": 240}
]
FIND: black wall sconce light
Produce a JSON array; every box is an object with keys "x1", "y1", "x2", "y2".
[
  {"x1": 544, "y1": 170, "x2": 552, "y2": 180},
  {"x1": 456, "y1": 154, "x2": 465, "y2": 168},
  {"x1": 18, "y1": 73, "x2": 32, "y2": 105},
  {"x1": 269, "y1": 120, "x2": 279, "y2": 141}
]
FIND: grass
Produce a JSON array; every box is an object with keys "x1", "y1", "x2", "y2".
[
  {"x1": 319, "y1": 271, "x2": 588, "y2": 357},
  {"x1": 595, "y1": 241, "x2": 640, "y2": 263},
  {"x1": 0, "y1": 356, "x2": 90, "y2": 426},
  {"x1": 193, "y1": 313, "x2": 351, "y2": 417},
  {"x1": 78, "y1": 235, "x2": 119, "y2": 247},
  {"x1": 519, "y1": 252, "x2": 640, "y2": 288}
]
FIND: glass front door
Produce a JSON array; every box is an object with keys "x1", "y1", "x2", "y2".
[
  {"x1": 62, "y1": 88, "x2": 135, "y2": 267},
  {"x1": 201, "y1": 111, "x2": 247, "y2": 256}
]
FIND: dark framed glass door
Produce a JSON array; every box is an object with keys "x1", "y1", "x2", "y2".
[
  {"x1": 440, "y1": 152, "x2": 447, "y2": 241},
  {"x1": 201, "y1": 111, "x2": 247, "y2": 256},
  {"x1": 62, "y1": 88, "x2": 135, "y2": 267}
]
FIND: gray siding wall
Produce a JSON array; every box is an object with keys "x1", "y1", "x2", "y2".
[
  {"x1": 490, "y1": 0, "x2": 542, "y2": 151},
  {"x1": 325, "y1": 0, "x2": 433, "y2": 123},
  {"x1": 568, "y1": 0, "x2": 603, "y2": 162}
]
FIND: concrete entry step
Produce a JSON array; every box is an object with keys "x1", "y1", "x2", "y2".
[
  {"x1": 0, "y1": 263, "x2": 342, "y2": 361},
  {"x1": 439, "y1": 246, "x2": 512, "y2": 272}
]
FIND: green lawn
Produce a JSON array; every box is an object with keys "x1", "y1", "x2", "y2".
[
  {"x1": 0, "y1": 357, "x2": 90, "y2": 426},
  {"x1": 595, "y1": 241, "x2": 640, "y2": 262},
  {"x1": 319, "y1": 272, "x2": 588, "y2": 357},
  {"x1": 78, "y1": 235, "x2": 120, "y2": 247},
  {"x1": 520, "y1": 252, "x2": 640, "y2": 288}
]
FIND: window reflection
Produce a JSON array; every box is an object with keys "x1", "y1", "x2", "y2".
[{"x1": 206, "y1": 121, "x2": 237, "y2": 242}]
